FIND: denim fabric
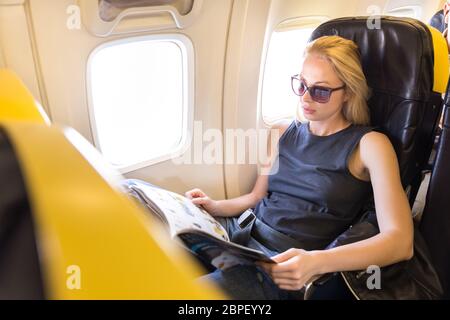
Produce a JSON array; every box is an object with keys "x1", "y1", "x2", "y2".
[
  {"x1": 203, "y1": 216, "x2": 355, "y2": 300},
  {"x1": 197, "y1": 265, "x2": 304, "y2": 300},
  {"x1": 204, "y1": 217, "x2": 303, "y2": 299},
  {"x1": 198, "y1": 265, "x2": 355, "y2": 300},
  {"x1": 215, "y1": 215, "x2": 278, "y2": 257}
]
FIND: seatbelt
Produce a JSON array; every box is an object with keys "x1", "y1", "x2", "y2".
[{"x1": 231, "y1": 210, "x2": 307, "y2": 253}]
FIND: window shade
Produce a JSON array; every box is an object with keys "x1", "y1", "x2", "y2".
[{"x1": 99, "y1": 0, "x2": 194, "y2": 21}]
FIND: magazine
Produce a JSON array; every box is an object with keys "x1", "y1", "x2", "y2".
[{"x1": 122, "y1": 179, "x2": 274, "y2": 270}]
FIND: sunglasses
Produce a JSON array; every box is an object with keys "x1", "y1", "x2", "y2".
[{"x1": 291, "y1": 74, "x2": 346, "y2": 103}]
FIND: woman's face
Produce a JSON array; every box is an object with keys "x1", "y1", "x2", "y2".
[{"x1": 298, "y1": 53, "x2": 348, "y2": 122}]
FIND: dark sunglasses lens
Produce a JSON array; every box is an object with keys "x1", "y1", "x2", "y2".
[
  {"x1": 298, "y1": 81, "x2": 307, "y2": 96},
  {"x1": 310, "y1": 87, "x2": 331, "y2": 103}
]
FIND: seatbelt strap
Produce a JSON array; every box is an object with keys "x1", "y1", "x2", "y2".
[{"x1": 231, "y1": 210, "x2": 307, "y2": 253}]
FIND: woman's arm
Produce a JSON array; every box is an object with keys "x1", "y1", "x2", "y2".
[
  {"x1": 259, "y1": 131, "x2": 414, "y2": 290},
  {"x1": 215, "y1": 175, "x2": 269, "y2": 217},
  {"x1": 317, "y1": 132, "x2": 414, "y2": 267},
  {"x1": 186, "y1": 119, "x2": 292, "y2": 217},
  {"x1": 186, "y1": 174, "x2": 268, "y2": 217}
]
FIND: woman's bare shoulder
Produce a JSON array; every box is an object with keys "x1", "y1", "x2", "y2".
[
  {"x1": 359, "y1": 131, "x2": 397, "y2": 169},
  {"x1": 360, "y1": 131, "x2": 392, "y2": 150},
  {"x1": 270, "y1": 119, "x2": 294, "y2": 137}
]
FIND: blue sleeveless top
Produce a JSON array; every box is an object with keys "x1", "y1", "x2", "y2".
[{"x1": 254, "y1": 120, "x2": 374, "y2": 250}]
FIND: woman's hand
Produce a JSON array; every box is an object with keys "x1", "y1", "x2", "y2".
[
  {"x1": 185, "y1": 188, "x2": 220, "y2": 216},
  {"x1": 257, "y1": 248, "x2": 322, "y2": 291}
]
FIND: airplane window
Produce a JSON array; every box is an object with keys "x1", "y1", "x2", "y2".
[
  {"x1": 262, "y1": 28, "x2": 314, "y2": 125},
  {"x1": 88, "y1": 37, "x2": 190, "y2": 170}
]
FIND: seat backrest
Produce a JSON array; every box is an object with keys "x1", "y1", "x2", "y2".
[
  {"x1": 0, "y1": 69, "x2": 224, "y2": 299},
  {"x1": 0, "y1": 69, "x2": 50, "y2": 124},
  {"x1": 420, "y1": 93, "x2": 450, "y2": 299},
  {"x1": 309, "y1": 17, "x2": 448, "y2": 206}
]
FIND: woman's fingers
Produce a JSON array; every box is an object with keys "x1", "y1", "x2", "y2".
[
  {"x1": 191, "y1": 197, "x2": 209, "y2": 205},
  {"x1": 273, "y1": 278, "x2": 305, "y2": 287},
  {"x1": 262, "y1": 258, "x2": 299, "y2": 274},
  {"x1": 185, "y1": 188, "x2": 206, "y2": 199},
  {"x1": 271, "y1": 248, "x2": 302, "y2": 263},
  {"x1": 269, "y1": 271, "x2": 299, "y2": 280},
  {"x1": 272, "y1": 275, "x2": 309, "y2": 291},
  {"x1": 278, "y1": 284, "x2": 303, "y2": 291}
]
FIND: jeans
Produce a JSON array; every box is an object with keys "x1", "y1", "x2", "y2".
[
  {"x1": 196, "y1": 215, "x2": 302, "y2": 299},
  {"x1": 197, "y1": 265, "x2": 304, "y2": 300},
  {"x1": 198, "y1": 215, "x2": 355, "y2": 300}
]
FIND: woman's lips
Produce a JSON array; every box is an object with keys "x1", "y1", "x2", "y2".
[{"x1": 303, "y1": 107, "x2": 316, "y2": 114}]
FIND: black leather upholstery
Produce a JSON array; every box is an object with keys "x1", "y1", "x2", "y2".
[
  {"x1": 0, "y1": 128, "x2": 45, "y2": 299},
  {"x1": 309, "y1": 17, "x2": 443, "y2": 205},
  {"x1": 421, "y1": 101, "x2": 450, "y2": 299}
]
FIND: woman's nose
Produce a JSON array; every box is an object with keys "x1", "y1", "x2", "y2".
[{"x1": 301, "y1": 89, "x2": 313, "y2": 102}]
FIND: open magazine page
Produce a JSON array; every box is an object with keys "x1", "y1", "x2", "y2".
[
  {"x1": 178, "y1": 230, "x2": 274, "y2": 270},
  {"x1": 123, "y1": 179, "x2": 275, "y2": 270},
  {"x1": 127, "y1": 181, "x2": 229, "y2": 242},
  {"x1": 126, "y1": 186, "x2": 168, "y2": 223}
]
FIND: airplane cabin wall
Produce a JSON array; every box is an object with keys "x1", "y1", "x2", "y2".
[
  {"x1": 15, "y1": 0, "x2": 236, "y2": 199},
  {"x1": 0, "y1": 0, "x2": 44, "y2": 106},
  {"x1": 0, "y1": 0, "x2": 445, "y2": 200}
]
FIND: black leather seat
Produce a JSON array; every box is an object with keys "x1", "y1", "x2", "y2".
[
  {"x1": 308, "y1": 16, "x2": 448, "y2": 299},
  {"x1": 420, "y1": 91, "x2": 450, "y2": 299},
  {"x1": 420, "y1": 9, "x2": 450, "y2": 300},
  {"x1": 310, "y1": 17, "x2": 444, "y2": 205}
]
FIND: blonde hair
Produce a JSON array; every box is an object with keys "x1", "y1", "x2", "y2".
[{"x1": 298, "y1": 35, "x2": 370, "y2": 125}]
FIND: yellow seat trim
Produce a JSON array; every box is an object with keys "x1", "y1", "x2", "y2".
[
  {"x1": 1, "y1": 122, "x2": 224, "y2": 299},
  {"x1": 0, "y1": 69, "x2": 48, "y2": 123},
  {"x1": 428, "y1": 26, "x2": 450, "y2": 94}
]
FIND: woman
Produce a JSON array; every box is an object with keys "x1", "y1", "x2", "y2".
[
  {"x1": 186, "y1": 35, "x2": 413, "y2": 300},
  {"x1": 444, "y1": 1, "x2": 450, "y2": 50}
]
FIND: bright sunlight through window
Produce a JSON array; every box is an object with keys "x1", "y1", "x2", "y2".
[
  {"x1": 89, "y1": 37, "x2": 189, "y2": 169},
  {"x1": 262, "y1": 28, "x2": 314, "y2": 124}
]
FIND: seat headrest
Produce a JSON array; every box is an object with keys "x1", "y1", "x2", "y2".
[
  {"x1": 427, "y1": 25, "x2": 449, "y2": 94},
  {"x1": 309, "y1": 17, "x2": 434, "y2": 101},
  {"x1": 309, "y1": 17, "x2": 447, "y2": 199}
]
